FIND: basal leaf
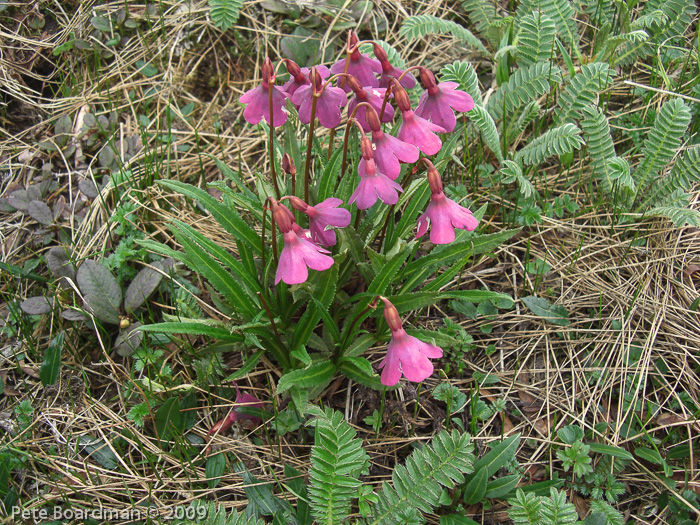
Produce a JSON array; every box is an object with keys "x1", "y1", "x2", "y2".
[
  {"x1": 277, "y1": 361, "x2": 336, "y2": 394},
  {"x1": 521, "y1": 296, "x2": 570, "y2": 326}
]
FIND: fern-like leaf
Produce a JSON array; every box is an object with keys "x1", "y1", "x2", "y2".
[
  {"x1": 580, "y1": 105, "x2": 618, "y2": 191},
  {"x1": 642, "y1": 145, "x2": 700, "y2": 209},
  {"x1": 488, "y1": 61, "x2": 562, "y2": 119},
  {"x1": 647, "y1": 190, "x2": 700, "y2": 227},
  {"x1": 368, "y1": 429, "x2": 475, "y2": 525},
  {"x1": 307, "y1": 406, "x2": 369, "y2": 525},
  {"x1": 440, "y1": 61, "x2": 483, "y2": 105},
  {"x1": 508, "y1": 489, "x2": 542, "y2": 524},
  {"x1": 400, "y1": 15, "x2": 489, "y2": 54},
  {"x1": 516, "y1": 0, "x2": 578, "y2": 46},
  {"x1": 460, "y1": 0, "x2": 503, "y2": 46},
  {"x1": 630, "y1": 9, "x2": 669, "y2": 29},
  {"x1": 469, "y1": 104, "x2": 504, "y2": 164},
  {"x1": 555, "y1": 63, "x2": 613, "y2": 124},
  {"x1": 515, "y1": 123, "x2": 583, "y2": 166},
  {"x1": 614, "y1": 0, "x2": 695, "y2": 65},
  {"x1": 589, "y1": 500, "x2": 626, "y2": 525},
  {"x1": 501, "y1": 160, "x2": 537, "y2": 198},
  {"x1": 634, "y1": 98, "x2": 691, "y2": 200},
  {"x1": 539, "y1": 488, "x2": 578, "y2": 524},
  {"x1": 509, "y1": 100, "x2": 541, "y2": 143},
  {"x1": 516, "y1": 12, "x2": 557, "y2": 68},
  {"x1": 209, "y1": 0, "x2": 242, "y2": 31}
]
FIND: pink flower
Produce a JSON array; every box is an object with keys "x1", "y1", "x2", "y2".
[
  {"x1": 373, "y1": 43, "x2": 416, "y2": 89},
  {"x1": 271, "y1": 199, "x2": 334, "y2": 285},
  {"x1": 358, "y1": 107, "x2": 418, "y2": 180},
  {"x1": 416, "y1": 162, "x2": 478, "y2": 244},
  {"x1": 207, "y1": 385, "x2": 264, "y2": 438},
  {"x1": 283, "y1": 62, "x2": 330, "y2": 101},
  {"x1": 350, "y1": 160, "x2": 403, "y2": 209},
  {"x1": 416, "y1": 73, "x2": 475, "y2": 133},
  {"x1": 350, "y1": 138, "x2": 403, "y2": 209},
  {"x1": 380, "y1": 68, "x2": 417, "y2": 89},
  {"x1": 393, "y1": 83, "x2": 445, "y2": 156},
  {"x1": 276, "y1": 232, "x2": 334, "y2": 284},
  {"x1": 290, "y1": 197, "x2": 351, "y2": 247},
  {"x1": 377, "y1": 297, "x2": 442, "y2": 386},
  {"x1": 292, "y1": 68, "x2": 348, "y2": 129},
  {"x1": 331, "y1": 50, "x2": 381, "y2": 92},
  {"x1": 239, "y1": 58, "x2": 290, "y2": 127},
  {"x1": 397, "y1": 109, "x2": 446, "y2": 156},
  {"x1": 347, "y1": 83, "x2": 395, "y2": 132}
]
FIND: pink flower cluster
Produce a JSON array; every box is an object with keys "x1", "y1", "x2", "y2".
[{"x1": 238, "y1": 32, "x2": 483, "y2": 386}]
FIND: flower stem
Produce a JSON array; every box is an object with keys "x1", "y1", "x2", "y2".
[
  {"x1": 303, "y1": 94, "x2": 319, "y2": 203},
  {"x1": 340, "y1": 295, "x2": 380, "y2": 354},
  {"x1": 268, "y1": 83, "x2": 281, "y2": 199}
]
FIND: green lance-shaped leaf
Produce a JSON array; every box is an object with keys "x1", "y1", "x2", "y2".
[
  {"x1": 158, "y1": 179, "x2": 261, "y2": 254},
  {"x1": 521, "y1": 296, "x2": 570, "y2": 326}
]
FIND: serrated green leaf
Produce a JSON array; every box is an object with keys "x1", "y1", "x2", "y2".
[
  {"x1": 138, "y1": 322, "x2": 245, "y2": 342},
  {"x1": 277, "y1": 361, "x2": 336, "y2": 394},
  {"x1": 521, "y1": 296, "x2": 570, "y2": 326}
]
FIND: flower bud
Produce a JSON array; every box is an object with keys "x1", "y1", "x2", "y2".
[
  {"x1": 366, "y1": 106, "x2": 382, "y2": 132},
  {"x1": 380, "y1": 296, "x2": 402, "y2": 332},
  {"x1": 270, "y1": 199, "x2": 294, "y2": 233},
  {"x1": 393, "y1": 83, "x2": 412, "y2": 112},
  {"x1": 207, "y1": 417, "x2": 233, "y2": 438},
  {"x1": 426, "y1": 162, "x2": 443, "y2": 194},
  {"x1": 262, "y1": 57, "x2": 275, "y2": 84},
  {"x1": 360, "y1": 136, "x2": 374, "y2": 161},
  {"x1": 373, "y1": 43, "x2": 389, "y2": 64},
  {"x1": 348, "y1": 30, "x2": 361, "y2": 59},
  {"x1": 346, "y1": 75, "x2": 363, "y2": 96},
  {"x1": 286, "y1": 59, "x2": 305, "y2": 83},
  {"x1": 419, "y1": 68, "x2": 438, "y2": 95},
  {"x1": 310, "y1": 67, "x2": 323, "y2": 92},
  {"x1": 282, "y1": 153, "x2": 296, "y2": 175},
  {"x1": 288, "y1": 196, "x2": 308, "y2": 212}
]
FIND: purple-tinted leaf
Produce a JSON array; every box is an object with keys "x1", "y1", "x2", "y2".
[
  {"x1": 98, "y1": 145, "x2": 115, "y2": 168},
  {"x1": 27, "y1": 200, "x2": 55, "y2": 225},
  {"x1": 61, "y1": 309, "x2": 87, "y2": 322},
  {"x1": 8, "y1": 190, "x2": 30, "y2": 211},
  {"x1": 0, "y1": 198, "x2": 15, "y2": 212},
  {"x1": 83, "y1": 112, "x2": 96, "y2": 128},
  {"x1": 124, "y1": 262, "x2": 166, "y2": 313},
  {"x1": 78, "y1": 179, "x2": 99, "y2": 199},
  {"x1": 114, "y1": 322, "x2": 143, "y2": 357},
  {"x1": 53, "y1": 195, "x2": 66, "y2": 221},
  {"x1": 27, "y1": 183, "x2": 46, "y2": 200},
  {"x1": 20, "y1": 296, "x2": 54, "y2": 315},
  {"x1": 47, "y1": 246, "x2": 75, "y2": 288},
  {"x1": 83, "y1": 293, "x2": 120, "y2": 324},
  {"x1": 55, "y1": 114, "x2": 72, "y2": 135},
  {"x1": 63, "y1": 144, "x2": 76, "y2": 158},
  {"x1": 37, "y1": 140, "x2": 58, "y2": 152},
  {"x1": 77, "y1": 260, "x2": 122, "y2": 324}
]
